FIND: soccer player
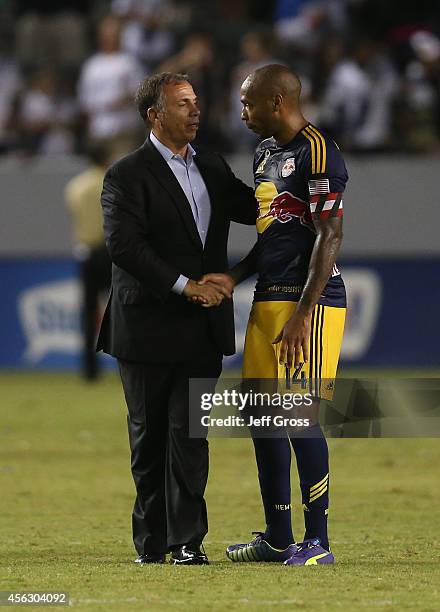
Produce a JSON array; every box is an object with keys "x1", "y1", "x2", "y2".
[{"x1": 200, "y1": 64, "x2": 348, "y2": 565}]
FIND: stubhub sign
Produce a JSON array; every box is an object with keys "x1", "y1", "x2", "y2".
[
  {"x1": 18, "y1": 279, "x2": 81, "y2": 363},
  {"x1": 340, "y1": 268, "x2": 382, "y2": 360},
  {"x1": 0, "y1": 258, "x2": 439, "y2": 368},
  {"x1": 1, "y1": 259, "x2": 85, "y2": 368}
]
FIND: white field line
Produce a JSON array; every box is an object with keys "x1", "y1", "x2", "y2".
[{"x1": 70, "y1": 597, "x2": 304, "y2": 606}]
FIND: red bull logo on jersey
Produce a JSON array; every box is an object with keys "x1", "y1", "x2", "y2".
[{"x1": 260, "y1": 190, "x2": 313, "y2": 228}]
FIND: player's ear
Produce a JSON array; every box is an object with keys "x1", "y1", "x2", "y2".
[{"x1": 273, "y1": 94, "x2": 283, "y2": 113}]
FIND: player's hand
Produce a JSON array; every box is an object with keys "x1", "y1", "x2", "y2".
[
  {"x1": 197, "y1": 273, "x2": 235, "y2": 299},
  {"x1": 272, "y1": 310, "x2": 312, "y2": 368},
  {"x1": 183, "y1": 279, "x2": 224, "y2": 307}
]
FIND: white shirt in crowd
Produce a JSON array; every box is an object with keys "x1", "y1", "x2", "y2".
[{"x1": 78, "y1": 51, "x2": 143, "y2": 139}]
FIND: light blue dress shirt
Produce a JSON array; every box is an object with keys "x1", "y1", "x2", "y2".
[{"x1": 149, "y1": 131, "x2": 211, "y2": 294}]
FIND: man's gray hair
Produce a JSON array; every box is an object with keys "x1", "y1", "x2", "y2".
[{"x1": 135, "y1": 72, "x2": 189, "y2": 122}]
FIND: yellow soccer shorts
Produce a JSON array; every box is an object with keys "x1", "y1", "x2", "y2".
[{"x1": 242, "y1": 301, "x2": 346, "y2": 401}]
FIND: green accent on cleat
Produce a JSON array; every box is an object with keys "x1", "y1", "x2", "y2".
[{"x1": 226, "y1": 532, "x2": 297, "y2": 563}]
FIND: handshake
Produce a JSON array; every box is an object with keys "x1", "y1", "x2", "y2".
[{"x1": 183, "y1": 273, "x2": 235, "y2": 308}]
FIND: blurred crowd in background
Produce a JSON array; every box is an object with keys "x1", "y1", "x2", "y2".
[{"x1": 1, "y1": 0, "x2": 440, "y2": 157}]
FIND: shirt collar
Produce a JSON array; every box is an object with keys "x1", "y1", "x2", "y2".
[{"x1": 150, "y1": 131, "x2": 196, "y2": 164}]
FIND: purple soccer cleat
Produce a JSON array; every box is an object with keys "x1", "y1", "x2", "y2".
[
  {"x1": 227, "y1": 532, "x2": 297, "y2": 562},
  {"x1": 284, "y1": 538, "x2": 334, "y2": 565}
]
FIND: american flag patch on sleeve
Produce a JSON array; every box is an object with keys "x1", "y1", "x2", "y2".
[
  {"x1": 310, "y1": 193, "x2": 343, "y2": 219},
  {"x1": 308, "y1": 179, "x2": 330, "y2": 195}
]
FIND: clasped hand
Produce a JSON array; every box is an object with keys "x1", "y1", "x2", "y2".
[{"x1": 183, "y1": 273, "x2": 235, "y2": 308}]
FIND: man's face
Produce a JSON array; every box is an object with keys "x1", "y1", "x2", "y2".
[
  {"x1": 156, "y1": 82, "x2": 200, "y2": 146},
  {"x1": 240, "y1": 81, "x2": 276, "y2": 139}
]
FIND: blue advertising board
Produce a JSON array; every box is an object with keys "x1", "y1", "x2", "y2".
[
  {"x1": 1, "y1": 257, "x2": 439, "y2": 369},
  {"x1": 0, "y1": 258, "x2": 107, "y2": 369}
]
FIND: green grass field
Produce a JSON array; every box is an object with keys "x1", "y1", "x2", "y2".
[{"x1": 1, "y1": 372, "x2": 439, "y2": 611}]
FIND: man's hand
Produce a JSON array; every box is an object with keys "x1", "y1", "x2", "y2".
[
  {"x1": 272, "y1": 310, "x2": 312, "y2": 368},
  {"x1": 183, "y1": 279, "x2": 224, "y2": 307},
  {"x1": 197, "y1": 273, "x2": 235, "y2": 299}
]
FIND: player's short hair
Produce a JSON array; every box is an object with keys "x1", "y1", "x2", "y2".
[
  {"x1": 250, "y1": 64, "x2": 302, "y2": 102},
  {"x1": 135, "y1": 72, "x2": 189, "y2": 122}
]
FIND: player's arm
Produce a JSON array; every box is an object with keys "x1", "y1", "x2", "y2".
[
  {"x1": 196, "y1": 241, "x2": 259, "y2": 301},
  {"x1": 273, "y1": 214, "x2": 342, "y2": 367},
  {"x1": 298, "y1": 213, "x2": 343, "y2": 313},
  {"x1": 274, "y1": 212, "x2": 343, "y2": 368},
  {"x1": 230, "y1": 241, "x2": 259, "y2": 284}
]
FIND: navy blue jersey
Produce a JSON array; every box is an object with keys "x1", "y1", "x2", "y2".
[{"x1": 253, "y1": 124, "x2": 348, "y2": 307}]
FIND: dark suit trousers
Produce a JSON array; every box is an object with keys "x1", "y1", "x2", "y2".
[{"x1": 118, "y1": 347, "x2": 222, "y2": 555}]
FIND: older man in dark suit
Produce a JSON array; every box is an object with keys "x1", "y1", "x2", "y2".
[{"x1": 97, "y1": 72, "x2": 256, "y2": 565}]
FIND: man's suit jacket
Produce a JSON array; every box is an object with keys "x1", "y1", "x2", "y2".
[{"x1": 97, "y1": 136, "x2": 257, "y2": 363}]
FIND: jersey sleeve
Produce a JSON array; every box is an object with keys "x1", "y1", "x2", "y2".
[{"x1": 300, "y1": 132, "x2": 348, "y2": 219}]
